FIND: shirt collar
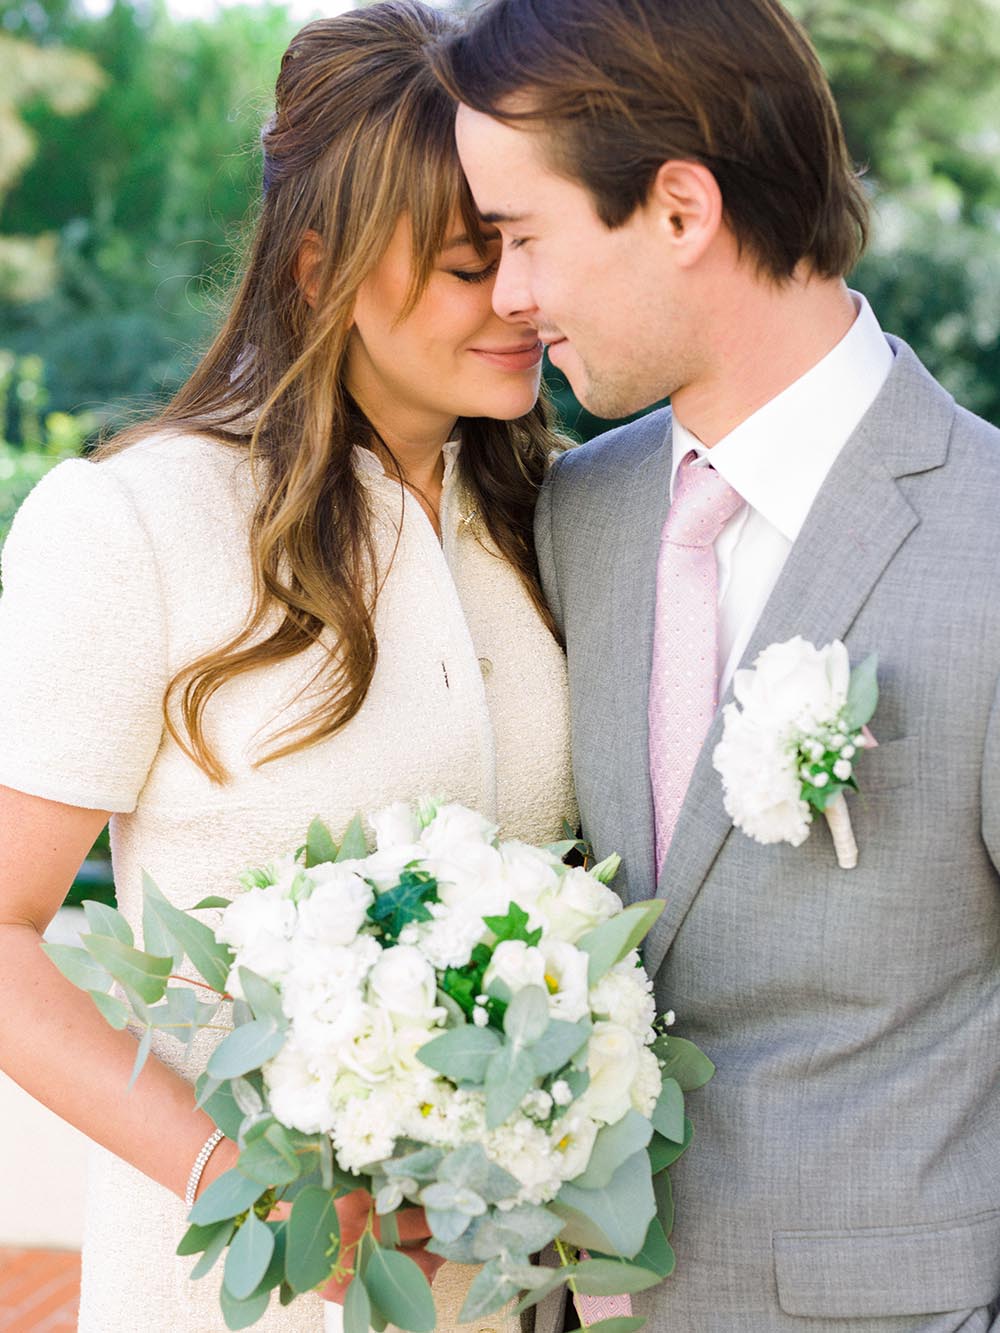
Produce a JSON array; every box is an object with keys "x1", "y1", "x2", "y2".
[
  {"x1": 670, "y1": 292, "x2": 894, "y2": 542},
  {"x1": 353, "y1": 438, "x2": 462, "y2": 485}
]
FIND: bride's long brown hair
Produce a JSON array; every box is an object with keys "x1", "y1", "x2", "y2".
[{"x1": 96, "y1": 0, "x2": 561, "y2": 784}]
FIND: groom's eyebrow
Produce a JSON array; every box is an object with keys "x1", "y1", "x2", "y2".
[{"x1": 480, "y1": 211, "x2": 528, "y2": 225}]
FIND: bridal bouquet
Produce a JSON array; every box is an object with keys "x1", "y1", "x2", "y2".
[{"x1": 46, "y1": 800, "x2": 712, "y2": 1332}]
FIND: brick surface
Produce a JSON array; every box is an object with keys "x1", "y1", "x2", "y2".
[{"x1": 0, "y1": 1248, "x2": 80, "y2": 1332}]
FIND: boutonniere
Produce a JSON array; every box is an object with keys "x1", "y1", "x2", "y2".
[{"x1": 712, "y1": 636, "x2": 878, "y2": 869}]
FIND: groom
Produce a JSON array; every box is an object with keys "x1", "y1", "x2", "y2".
[{"x1": 433, "y1": 1, "x2": 1000, "y2": 1328}]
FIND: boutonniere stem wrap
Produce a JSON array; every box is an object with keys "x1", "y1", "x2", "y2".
[{"x1": 712, "y1": 637, "x2": 879, "y2": 869}]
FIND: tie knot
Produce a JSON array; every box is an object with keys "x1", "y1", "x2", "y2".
[{"x1": 662, "y1": 450, "x2": 743, "y2": 548}]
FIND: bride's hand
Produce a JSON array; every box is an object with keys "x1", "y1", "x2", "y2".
[{"x1": 269, "y1": 1188, "x2": 445, "y2": 1303}]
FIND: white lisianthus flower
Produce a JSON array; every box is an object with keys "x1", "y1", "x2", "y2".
[
  {"x1": 483, "y1": 940, "x2": 546, "y2": 995},
  {"x1": 732, "y1": 636, "x2": 849, "y2": 732},
  {"x1": 589, "y1": 963, "x2": 657, "y2": 1037},
  {"x1": 540, "y1": 939, "x2": 590, "y2": 1022},
  {"x1": 419, "y1": 804, "x2": 503, "y2": 889},
  {"x1": 550, "y1": 1111, "x2": 600, "y2": 1181},
  {"x1": 713, "y1": 706, "x2": 812, "y2": 846},
  {"x1": 294, "y1": 865, "x2": 373, "y2": 947},
  {"x1": 630, "y1": 1047, "x2": 663, "y2": 1118},
  {"x1": 498, "y1": 841, "x2": 562, "y2": 908},
  {"x1": 370, "y1": 801, "x2": 422, "y2": 849},
  {"x1": 368, "y1": 945, "x2": 440, "y2": 1023},
  {"x1": 286, "y1": 986, "x2": 367, "y2": 1061},
  {"x1": 363, "y1": 844, "x2": 423, "y2": 893},
  {"x1": 218, "y1": 882, "x2": 298, "y2": 990},
  {"x1": 263, "y1": 1041, "x2": 335, "y2": 1134},
  {"x1": 579, "y1": 1021, "x2": 642, "y2": 1124},
  {"x1": 535, "y1": 866, "x2": 622, "y2": 944}
]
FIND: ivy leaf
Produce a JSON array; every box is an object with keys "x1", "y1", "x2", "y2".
[
  {"x1": 368, "y1": 870, "x2": 439, "y2": 942},
  {"x1": 482, "y1": 901, "x2": 542, "y2": 947},
  {"x1": 441, "y1": 943, "x2": 493, "y2": 1017}
]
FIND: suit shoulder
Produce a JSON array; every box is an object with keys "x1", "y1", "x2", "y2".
[{"x1": 551, "y1": 406, "x2": 672, "y2": 491}]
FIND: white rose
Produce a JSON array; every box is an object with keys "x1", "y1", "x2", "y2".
[
  {"x1": 419, "y1": 804, "x2": 502, "y2": 888},
  {"x1": 371, "y1": 802, "x2": 423, "y2": 850},
  {"x1": 579, "y1": 1022, "x2": 641, "y2": 1124},
  {"x1": 483, "y1": 940, "x2": 546, "y2": 996},
  {"x1": 713, "y1": 706, "x2": 812, "y2": 846},
  {"x1": 540, "y1": 939, "x2": 590, "y2": 1022},
  {"x1": 733, "y1": 636, "x2": 849, "y2": 732},
  {"x1": 336, "y1": 1003, "x2": 397, "y2": 1082},
  {"x1": 263, "y1": 1040, "x2": 335, "y2": 1134},
  {"x1": 368, "y1": 945, "x2": 439, "y2": 1022},
  {"x1": 294, "y1": 865, "x2": 373, "y2": 947},
  {"x1": 363, "y1": 844, "x2": 424, "y2": 893},
  {"x1": 535, "y1": 866, "x2": 623, "y2": 944},
  {"x1": 498, "y1": 841, "x2": 562, "y2": 907}
]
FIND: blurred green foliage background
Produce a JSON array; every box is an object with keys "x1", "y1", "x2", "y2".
[{"x1": 0, "y1": 0, "x2": 998, "y2": 900}]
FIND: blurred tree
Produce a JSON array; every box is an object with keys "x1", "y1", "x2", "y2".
[{"x1": 0, "y1": 29, "x2": 104, "y2": 302}]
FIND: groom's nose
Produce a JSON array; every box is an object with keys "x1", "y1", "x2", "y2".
[{"x1": 491, "y1": 249, "x2": 537, "y2": 327}]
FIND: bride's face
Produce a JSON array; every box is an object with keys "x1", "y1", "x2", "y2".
[{"x1": 344, "y1": 212, "x2": 544, "y2": 443}]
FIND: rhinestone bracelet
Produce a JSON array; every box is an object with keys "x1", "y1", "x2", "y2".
[{"x1": 184, "y1": 1127, "x2": 225, "y2": 1210}]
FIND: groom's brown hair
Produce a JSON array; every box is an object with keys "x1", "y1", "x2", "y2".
[{"x1": 432, "y1": 0, "x2": 869, "y2": 281}]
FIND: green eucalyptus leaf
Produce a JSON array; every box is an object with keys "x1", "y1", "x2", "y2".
[
  {"x1": 364, "y1": 1244, "x2": 436, "y2": 1332},
  {"x1": 514, "y1": 1266, "x2": 574, "y2": 1315},
  {"x1": 503, "y1": 985, "x2": 550, "y2": 1046},
  {"x1": 82, "y1": 900, "x2": 133, "y2": 946},
  {"x1": 553, "y1": 1150, "x2": 655, "y2": 1259},
  {"x1": 531, "y1": 1019, "x2": 592, "y2": 1077},
  {"x1": 337, "y1": 814, "x2": 369, "y2": 862},
  {"x1": 417, "y1": 1024, "x2": 501, "y2": 1083},
  {"x1": 41, "y1": 942, "x2": 113, "y2": 994},
  {"x1": 196, "y1": 1077, "x2": 244, "y2": 1140},
  {"x1": 652, "y1": 1036, "x2": 714, "y2": 1092},
  {"x1": 385, "y1": 1147, "x2": 445, "y2": 1182},
  {"x1": 88, "y1": 988, "x2": 130, "y2": 1029},
  {"x1": 224, "y1": 1210, "x2": 275, "y2": 1301},
  {"x1": 577, "y1": 901, "x2": 665, "y2": 985},
  {"x1": 484, "y1": 1044, "x2": 537, "y2": 1129},
  {"x1": 238, "y1": 968, "x2": 286, "y2": 1024},
  {"x1": 650, "y1": 1078, "x2": 684, "y2": 1144},
  {"x1": 457, "y1": 1257, "x2": 521, "y2": 1323},
  {"x1": 207, "y1": 1018, "x2": 285, "y2": 1080},
  {"x1": 189, "y1": 1220, "x2": 236, "y2": 1279},
  {"x1": 632, "y1": 1216, "x2": 675, "y2": 1278},
  {"x1": 437, "y1": 1144, "x2": 519, "y2": 1203},
  {"x1": 470, "y1": 1205, "x2": 563, "y2": 1261},
  {"x1": 653, "y1": 1168, "x2": 674, "y2": 1239},
  {"x1": 572, "y1": 1259, "x2": 661, "y2": 1295},
  {"x1": 305, "y1": 818, "x2": 338, "y2": 868},
  {"x1": 573, "y1": 1110, "x2": 653, "y2": 1190},
  {"x1": 239, "y1": 1120, "x2": 302, "y2": 1186},
  {"x1": 424, "y1": 1206, "x2": 473, "y2": 1244},
  {"x1": 142, "y1": 873, "x2": 233, "y2": 992},
  {"x1": 141, "y1": 873, "x2": 183, "y2": 968},
  {"x1": 252, "y1": 1222, "x2": 287, "y2": 1298},
  {"x1": 81, "y1": 934, "x2": 172, "y2": 1004},
  {"x1": 845, "y1": 652, "x2": 879, "y2": 730},
  {"x1": 177, "y1": 1218, "x2": 232, "y2": 1257},
  {"x1": 188, "y1": 896, "x2": 234, "y2": 910},
  {"x1": 647, "y1": 1118, "x2": 693, "y2": 1174},
  {"x1": 128, "y1": 1025, "x2": 153, "y2": 1090},
  {"x1": 145, "y1": 985, "x2": 219, "y2": 1049},
  {"x1": 286, "y1": 1186, "x2": 340, "y2": 1293},
  {"x1": 188, "y1": 1167, "x2": 264, "y2": 1227},
  {"x1": 345, "y1": 1275, "x2": 373, "y2": 1333},
  {"x1": 420, "y1": 1182, "x2": 486, "y2": 1217},
  {"x1": 219, "y1": 1281, "x2": 271, "y2": 1330},
  {"x1": 583, "y1": 1318, "x2": 646, "y2": 1333}
]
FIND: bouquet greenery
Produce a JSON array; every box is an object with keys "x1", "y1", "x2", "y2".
[{"x1": 46, "y1": 799, "x2": 713, "y2": 1331}]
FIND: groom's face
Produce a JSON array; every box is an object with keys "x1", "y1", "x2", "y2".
[{"x1": 456, "y1": 104, "x2": 690, "y2": 419}]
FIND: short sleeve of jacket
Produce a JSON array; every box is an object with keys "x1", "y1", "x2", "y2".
[{"x1": 0, "y1": 458, "x2": 168, "y2": 811}]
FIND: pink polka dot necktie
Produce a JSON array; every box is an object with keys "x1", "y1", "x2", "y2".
[{"x1": 648, "y1": 450, "x2": 744, "y2": 876}]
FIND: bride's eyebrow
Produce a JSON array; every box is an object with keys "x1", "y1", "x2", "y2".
[{"x1": 442, "y1": 229, "x2": 502, "y2": 249}]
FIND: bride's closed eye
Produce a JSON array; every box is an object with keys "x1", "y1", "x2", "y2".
[{"x1": 448, "y1": 259, "x2": 500, "y2": 285}]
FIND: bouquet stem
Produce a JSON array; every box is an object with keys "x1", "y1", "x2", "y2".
[{"x1": 824, "y1": 792, "x2": 857, "y2": 869}]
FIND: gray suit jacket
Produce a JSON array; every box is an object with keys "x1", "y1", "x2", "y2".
[{"x1": 534, "y1": 339, "x2": 1000, "y2": 1331}]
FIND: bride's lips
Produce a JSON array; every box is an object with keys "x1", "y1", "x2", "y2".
[{"x1": 469, "y1": 341, "x2": 544, "y2": 371}]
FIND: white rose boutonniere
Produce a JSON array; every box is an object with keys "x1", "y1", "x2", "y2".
[{"x1": 712, "y1": 636, "x2": 879, "y2": 868}]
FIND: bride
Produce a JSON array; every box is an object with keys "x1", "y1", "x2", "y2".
[{"x1": 0, "y1": 3, "x2": 573, "y2": 1329}]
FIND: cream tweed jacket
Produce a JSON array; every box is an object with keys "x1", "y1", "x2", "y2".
[{"x1": 0, "y1": 431, "x2": 576, "y2": 1333}]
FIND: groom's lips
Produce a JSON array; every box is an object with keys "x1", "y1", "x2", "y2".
[{"x1": 542, "y1": 335, "x2": 569, "y2": 365}]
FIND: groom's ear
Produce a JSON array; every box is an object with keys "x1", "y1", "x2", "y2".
[{"x1": 648, "y1": 161, "x2": 723, "y2": 268}]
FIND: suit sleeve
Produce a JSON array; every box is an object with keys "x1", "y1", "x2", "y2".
[{"x1": 534, "y1": 453, "x2": 566, "y2": 641}]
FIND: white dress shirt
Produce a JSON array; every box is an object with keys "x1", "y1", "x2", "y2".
[{"x1": 671, "y1": 291, "x2": 895, "y2": 694}]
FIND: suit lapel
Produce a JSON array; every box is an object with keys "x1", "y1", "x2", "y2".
[
  {"x1": 610, "y1": 419, "x2": 673, "y2": 904},
  {"x1": 642, "y1": 341, "x2": 953, "y2": 976}
]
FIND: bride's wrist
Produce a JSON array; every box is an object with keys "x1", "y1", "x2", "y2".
[{"x1": 182, "y1": 1126, "x2": 238, "y2": 1206}]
